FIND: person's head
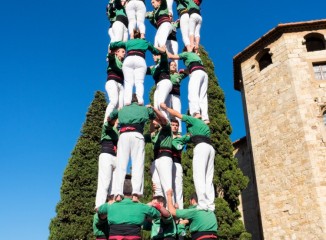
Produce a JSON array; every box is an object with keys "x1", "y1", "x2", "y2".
[
  {"x1": 107, "y1": 194, "x2": 115, "y2": 204},
  {"x1": 151, "y1": 0, "x2": 161, "y2": 9},
  {"x1": 189, "y1": 193, "x2": 198, "y2": 206},
  {"x1": 123, "y1": 175, "x2": 133, "y2": 196},
  {"x1": 134, "y1": 29, "x2": 141, "y2": 39},
  {"x1": 169, "y1": 61, "x2": 177, "y2": 73},
  {"x1": 131, "y1": 93, "x2": 138, "y2": 103},
  {"x1": 153, "y1": 54, "x2": 161, "y2": 63},
  {"x1": 152, "y1": 195, "x2": 167, "y2": 208},
  {"x1": 115, "y1": 48, "x2": 126, "y2": 61},
  {"x1": 170, "y1": 119, "x2": 179, "y2": 134}
]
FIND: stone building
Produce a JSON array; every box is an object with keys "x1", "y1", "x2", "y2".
[{"x1": 233, "y1": 19, "x2": 326, "y2": 239}]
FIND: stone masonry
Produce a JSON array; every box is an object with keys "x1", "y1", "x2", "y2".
[{"x1": 233, "y1": 20, "x2": 326, "y2": 239}]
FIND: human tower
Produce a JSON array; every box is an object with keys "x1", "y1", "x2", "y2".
[{"x1": 94, "y1": 0, "x2": 219, "y2": 239}]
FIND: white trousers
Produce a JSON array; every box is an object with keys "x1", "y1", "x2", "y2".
[
  {"x1": 172, "y1": 162, "x2": 183, "y2": 209},
  {"x1": 115, "y1": 132, "x2": 145, "y2": 196},
  {"x1": 125, "y1": 0, "x2": 146, "y2": 34},
  {"x1": 166, "y1": 0, "x2": 174, "y2": 16},
  {"x1": 111, "y1": 21, "x2": 128, "y2": 42},
  {"x1": 95, "y1": 153, "x2": 117, "y2": 208},
  {"x1": 189, "y1": 13, "x2": 203, "y2": 37},
  {"x1": 108, "y1": 27, "x2": 114, "y2": 42},
  {"x1": 154, "y1": 79, "x2": 172, "y2": 119},
  {"x1": 188, "y1": 70, "x2": 209, "y2": 121},
  {"x1": 166, "y1": 39, "x2": 179, "y2": 69},
  {"x1": 189, "y1": 13, "x2": 202, "y2": 38},
  {"x1": 179, "y1": 13, "x2": 190, "y2": 47},
  {"x1": 151, "y1": 156, "x2": 173, "y2": 200},
  {"x1": 169, "y1": 94, "x2": 182, "y2": 133},
  {"x1": 193, "y1": 143, "x2": 215, "y2": 211},
  {"x1": 122, "y1": 55, "x2": 147, "y2": 105},
  {"x1": 104, "y1": 80, "x2": 124, "y2": 123},
  {"x1": 154, "y1": 22, "x2": 172, "y2": 47}
]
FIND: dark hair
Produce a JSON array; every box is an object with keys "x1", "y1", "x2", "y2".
[
  {"x1": 189, "y1": 193, "x2": 198, "y2": 203},
  {"x1": 153, "y1": 195, "x2": 166, "y2": 207},
  {"x1": 170, "y1": 118, "x2": 179, "y2": 125},
  {"x1": 131, "y1": 93, "x2": 138, "y2": 103},
  {"x1": 134, "y1": 29, "x2": 141, "y2": 39},
  {"x1": 123, "y1": 175, "x2": 133, "y2": 196}
]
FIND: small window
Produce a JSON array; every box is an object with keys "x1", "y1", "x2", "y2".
[
  {"x1": 323, "y1": 112, "x2": 326, "y2": 126},
  {"x1": 313, "y1": 63, "x2": 326, "y2": 80},
  {"x1": 258, "y1": 52, "x2": 272, "y2": 71},
  {"x1": 304, "y1": 33, "x2": 326, "y2": 52}
]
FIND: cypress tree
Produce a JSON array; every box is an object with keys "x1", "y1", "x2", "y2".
[
  {"x1": 49, "y1": 91, "x2": 107, "y2": 240},
  {"x1": 182, "y1": 47, "x2": 251, "y2": 240}
]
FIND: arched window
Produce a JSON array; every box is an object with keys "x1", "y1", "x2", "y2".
[
  {"x1": 304, "y1": 33, "x2": 326, "y2": 52},
  {"x1": 256, "y1": 49, "x2": 273, "y2": 71}
]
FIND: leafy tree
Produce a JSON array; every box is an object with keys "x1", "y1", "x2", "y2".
[
  {"x1": 49, "y1": 91, "x2": 107, "y2": 240},
  {"x1": 181, "y1": 47, "x2": 251, "y2": 239}
]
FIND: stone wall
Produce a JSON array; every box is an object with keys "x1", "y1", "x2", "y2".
[
  {"x1": 234, "y1": 137, "x2": 263, "y2": 239},
  {"x1": 239, "y1": 29, "x2": 326, "y2": 239}
]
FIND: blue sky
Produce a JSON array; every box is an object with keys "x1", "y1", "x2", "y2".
[{"x1": 0, "y1": 0, "x2": 325, "y2": 239}]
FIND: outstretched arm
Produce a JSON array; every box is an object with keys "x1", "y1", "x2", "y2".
[
  {"x1": 153, "y1": 107, "x2": 168, "y2": 125},
  {"x1": 160, "y1": 103, "x2": 182, "y2": 119},
  {"x1": 167, "y1": 51, "x2": 180, "y2": 60},
  {"x1": 155, "y1": 45, "x2": 167, "y2": 54},
  {"x1": 166, "y1": 189, "x2": 177, "y2": 216}
]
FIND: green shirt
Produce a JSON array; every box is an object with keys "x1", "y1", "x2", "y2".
[
  {"x1": 178, "y1": 52, "x2": 203, "y2": 68},
  {"x1": 110, "y1": 39, "x2": 160, "y2": 55},
  {"x1": 170, "y1": 71, "x2": 188, "y2": 86},
  {"x1": 172, "y1": 134, "x2": 190, "y2": 151},
  {"x1": 184, "y1": 0, "x2": 200, "y2": 11},
  {"x1": 118, "y1": 103, "x2": 156, "y2": 126},
  {"x1": 151, "y1": 123, "x2": 173, "y2": 150},
  {"x1": 153, "y1": 0, "x2": 169, "y2": 20},
  {"x1": 93, "y1": 213, "x2": 109, "y2": 237},
  {"x1": 101, "y1": 121, "x2": 119, "y2": 142},
  {"x1": 113, "y1": 0, "x2": 127, "y2": 18},
  {"x1": 182, "y1": 115, "x2": 210, "y2": 137},
  {"x1": 107, "y1": 54, "x2": 123, "y2": 75},
  {"x1": 147, "y1": 53, "x2": 170, "y2": 83},
  {"x1": 176, "y1": 208, "x2": 218, "y2": 233},
  {"x1": 176, "y1": 222, "x2": 187, "y2": 237},
  {"x1": 151, "y1": 215, "x2": 177, "y2": 239},
  {"x1": 98, "y1": 198, "x2": 161, "y2": 225},
  {"x1": 175, "y1": 0, "x2": 187, "y2": 14}
]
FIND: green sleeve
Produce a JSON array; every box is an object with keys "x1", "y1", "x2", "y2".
[
  {"x1": 110, "y1": 41, "x2": 126, "y2": 50},
  {"x1": 181, "y1": 114, "x2": 196, "y2": 125},
  {"x1": 145, "y1": 205, "x2": 161, "y2": 219},
  {"x1": 148, "y1": 107, "x2": 157, "y2": 120},
  {"x1": 147, "y1": 41, "x2": 160, "y2": 55},
  {"x1": 172, "y1": 135, "x2": 190, "y2": 150},
  {"x1": 176, "y1": 209, "x2": 196, "y2": 220},
  {"x1": 178, "y1": 52, "x2": 187, "y2": 60},
  {"x1": 98, "y1": 203, "x2": 110, "y2": 215}
]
